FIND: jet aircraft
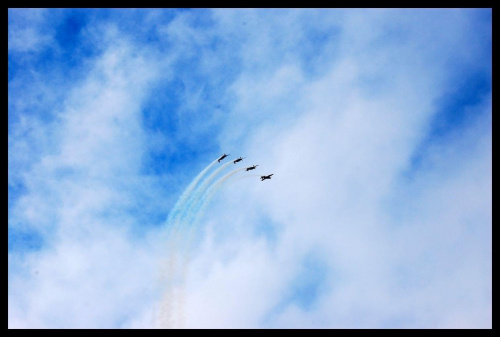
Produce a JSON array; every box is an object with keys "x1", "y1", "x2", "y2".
[
  {"x1": 246, "y1": 165, "x2": 258, "y2": 171},
  {"x1": 233, "y1": 157, "x2": 245, "y2": 164},
  {"x1": 218, "y1": 154, "x2": 229, "y2": 163},
  {"x1": 260, "y1": 174, "x2": 273, "y2": 181}
]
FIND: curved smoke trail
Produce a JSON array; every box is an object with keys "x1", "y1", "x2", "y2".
[
  {"x1": 188, "y1": 167, "x2": 247, "y2": 234},
  {"x1": 166, "y1": 158, "x2": 219, "y2": 233},
  {"x1": 178, "y1": 161, "x2": 234, "y2": 225},
  {"x1": 178, "y1": 167, "x2": 248, "y2": 299},
  {"x1": 158, "y1": 156, "x2": 220, "y2": 329},
  {"x1": 158, "y1": 158, "x2": 251, "y2": 329},
  {"x1": 167, "y1": 162, "x2": 239, "y2": 320}
]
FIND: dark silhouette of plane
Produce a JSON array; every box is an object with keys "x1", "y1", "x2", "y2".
[
  {"x1": 218, "y1": 154, "x2": 229, "y2": 163},
  {"x1": 260, "y1": 174, "x2": 273, "y2": 181},
  {"x1": 246, "y1": 165, "x2": 258, "y2": 171},
  {"x1": 233, "y1": 157, "x2": 245, "y2": 164}
]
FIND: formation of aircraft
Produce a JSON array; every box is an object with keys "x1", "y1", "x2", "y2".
[
  {"x1": 218, "y1": 153, "x2": 229, "y2": 163},
  {"x1": 219, "y1": 153, "x2": 273, "y2": 181}
]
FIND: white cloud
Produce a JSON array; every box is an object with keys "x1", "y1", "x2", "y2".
[
  {"x1": 8, "y1": 9, "x2": 54, "y2": 53},
  {"x1": 9, "y1": 26, "x2": 172, "y2": 328},
  {"x1": 179, "y1": 9, "x2": 491, "y2": 329},
  {"x1": 183, "y1": 91, "x2": 491, "y2": 328}
]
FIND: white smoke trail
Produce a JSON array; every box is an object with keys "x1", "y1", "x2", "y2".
[
  {"x1": 177, "y1": 161, "x2": 234, "y2": 224},
  {"x1": 166, "y1": 160, "x2": 234, "y2": 270},
  {"x1": 157, "y1": 236, "x2": 180, "y2": 328},
  {"x1": 166, "y1": 158, "x2": 219, "y2": 233},
  {"x1": 164, "y1": 162, "x2": 237, "y2": 327},
  {"x1": 158, "y1": 156, "x2": 220, "y2": 329},
  {"x1": 175, "y1": 167, "x2": 248, "y2": 308},
  {"x1": 158, "y1": 157, "x2": 251, "y2": 329},
  {"x1": 187, "y1": 167, "x2": 247, "y2": 235}
]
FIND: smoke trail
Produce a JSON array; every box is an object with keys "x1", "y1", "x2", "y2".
[
  {"x1": 166, "y1": 159, "x2": 234, "y2": 271},
  {"x1": 158, "y1": 157, "x2": 249, "y2": 329},
  {"x1": 177, "y1": 161, "x2": 234, "y2": 225},
  {"x1": 188, "y1": 167, "x2": 247, "y2": 233},
  {"x1": 163, "y1": 156, "x2": 220, "y2": 277},
  {"x1": 177, "y1": 167, "x2": 247, "y2": 304},
  {"x1": 158, "y1": 156, "x2": 220, "y2": 329},
  {"x1": 164, "y1": 162, "x2": 238, "y2": 325},
  {"x1": 158, "y1": 237, "x2": 192, "y2": 329},
  {"x1": 157, "y1": 236, "x2": 179, "y2": 328},
  {"x1": 166, "y1": 157, "x2": 219, "y2": 232}
]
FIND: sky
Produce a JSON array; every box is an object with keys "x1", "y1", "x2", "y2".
[{"x1": 8, "y1": 8, "x2": 492, "y2": 329}]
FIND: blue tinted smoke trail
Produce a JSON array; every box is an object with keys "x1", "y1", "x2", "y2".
[
  {"x1": 180, "y1": 167, "x2": 247, "y2": 264},
  {"x1": 159, "y1": 156, "x2": 219, "y2": 329},
  {"x1": 190, "y1": 167, "x2": 247, "y2": 230},
  {"x1": 159, "y1": 159, "x2": 247, "y2": 328},
  {"x1": 166, "y1": 157, "x2": 219, "y2": 234},
  {"x1": 177, "y1": 160, "x2": 234, "y2": 225}
]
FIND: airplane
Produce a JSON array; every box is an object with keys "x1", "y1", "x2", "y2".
[
  {"x1": 246, "y1": 165, "x2": 258, "y2": 171},
  {"x1": 218, "y1": 153, "x2": 229, "y2": 163},
  {"x1": 233, "y1": 157, "x2": 245, "y2": 164},
  {"x1": 261, "y1": 174, "x2": 273, "y2": 181}
]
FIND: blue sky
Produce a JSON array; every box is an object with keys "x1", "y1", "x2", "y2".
[{"x1": 8, "y1": 9, "x2": 491, "y2": 328}]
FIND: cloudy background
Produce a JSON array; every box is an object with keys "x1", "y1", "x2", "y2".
[{"x1": 8, "y1": 9, "x2": 491, "y2": 328}]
